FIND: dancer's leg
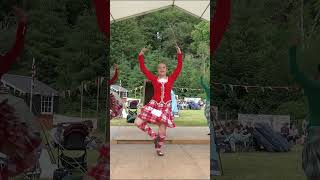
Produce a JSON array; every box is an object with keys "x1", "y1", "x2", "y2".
[
  {"x1": 157, "y1": 124, "x2": 167, "y2": 150},
  {"x1": 134, "y1": 117, "x2": 157, "y2": 140}
]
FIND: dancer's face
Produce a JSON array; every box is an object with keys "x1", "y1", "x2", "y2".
[{"x1": 157, "y1": 63, "x2": 167, "y2": 77}]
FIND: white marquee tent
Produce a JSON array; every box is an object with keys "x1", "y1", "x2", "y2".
[{"x1": 110, "y1": 0, "x2": 210, "y2": 23}]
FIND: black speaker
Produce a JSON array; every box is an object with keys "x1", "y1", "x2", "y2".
[{"x1": 143, "y1": 80, "x2": 154, "y2": 105}]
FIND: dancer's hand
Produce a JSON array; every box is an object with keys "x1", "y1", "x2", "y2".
[
  {"x1": 14, "y1": 7, "x2": 27, "y2": 23},
  {"x1": 176, "y1": 45, "x2": 181, "y2": 54},
  {"x1": 139, "y1": 48, "x2": 148, "y2": 55},
  {"x1": 113, "y1": 64, "x2": 118, "y2": 70}
]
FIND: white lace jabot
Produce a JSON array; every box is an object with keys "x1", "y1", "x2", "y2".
[{"x1": 157, "y1": 77, "x2": 168, "y2": 83}]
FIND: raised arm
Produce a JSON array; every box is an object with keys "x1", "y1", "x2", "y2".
[
  {"x1": 200, "y1": 76, "x2": 210, "y2": 100},
  {"x1": 211, "y1": 0, "x2": 231, "y2": 55},
  {"x1": 138, "y1": 48, "x2": 157, "y2": 81},
  {"x1": 289, "y1": 45, "x2": 311, "y2": 88},
  {"x1": 0, "y1": 8, "x2": 27, "y2": 78},
  {"x1": 170, "y1": 46, "x2": 183, "y2": 81},
  {"x1": 108, "y1": 66, "x2": 118, "y2": 86}
]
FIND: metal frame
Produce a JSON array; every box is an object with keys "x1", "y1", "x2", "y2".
[{"x1": 110, "y1": 2, "x2": 210, "y2": 23}]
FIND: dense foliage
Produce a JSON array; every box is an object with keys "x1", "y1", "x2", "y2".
[
  {"x1": 2, "y1": 0, "x2": 318, "y2": 124},
  {"x1": 1, "y1": 1, "x2": 209, "y2": 123},
  {"x1": 213, "y1": 0, "x2": 320, "y2": 121},
  {"x1": 110, "y1": 8, "x2": 209, "y2": 99}
]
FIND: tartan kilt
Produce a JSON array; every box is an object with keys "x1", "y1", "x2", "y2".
[
  {"x1": 110, "y1": 93, "x2": 123, "y2": 119},
  {"x1": 88, "y1": 144, "x2": 110, "y2": 180},
  {"x1": 138, "y1": 100, "x2": 175, "y2": 128},
  {"x1": 0, "y1": 99, "x2": 41, "y2": 176},
  {"x1": 88, "y1": 162, "x2": 109, "y2": 180}
]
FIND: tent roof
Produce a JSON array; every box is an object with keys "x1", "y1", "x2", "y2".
[{"x1": 110, "y1": 0, "x2": 210, "y2": 23}]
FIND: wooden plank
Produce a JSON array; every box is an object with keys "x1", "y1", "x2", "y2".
[{"x1": 114, "y1": 139, "x2": 210, "y2": 144}]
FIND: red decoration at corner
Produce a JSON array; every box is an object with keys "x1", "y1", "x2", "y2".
[
  {"x1": 0, "y1": 22, "x2": 27, "y2": 78},
  {"x1": 92, "y1": 0, "x2": 110, "y2": 39},
  {"x1": 210, "y1": 0, "x2": 231, "y2": 56}
]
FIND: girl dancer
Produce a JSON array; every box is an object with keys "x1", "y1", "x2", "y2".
[
  {"x1": 289, "y1": 38, "x2": 320, "y2": 180},
  {"x1": 108, "y1": 64, "x2": 123, "y2": 119},
  {"x1": 0, "y1": 8, "x2": 42, "y2": 179},
  {"x1": 134, "y1": 46, "x2": 182, "y2": 156}
]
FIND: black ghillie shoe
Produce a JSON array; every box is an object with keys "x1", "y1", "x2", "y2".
[{"x1": 156, "y1": 149, "x2": 164, "y2": 156}]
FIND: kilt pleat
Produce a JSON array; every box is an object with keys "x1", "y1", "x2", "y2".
[
  {"x1": 110, "y1": 93, "x2": 123, "y2": 119},
  {"x1": 138, "y1": 100, "x2": 175, "y2": 128}
]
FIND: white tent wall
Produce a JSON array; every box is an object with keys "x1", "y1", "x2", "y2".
[{"x1": 110, "y1": 0, "x2": 210, "y2": 23}]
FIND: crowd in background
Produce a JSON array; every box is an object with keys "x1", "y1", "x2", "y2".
[
  {"x1": 214, "y1": 120, "x2": 306, "y2": 153},
  {"x1": 177, "y1": 99, "x2": 206, "y2": 110},
  {"x1": 280, "y1": 123, "x2": 305, "y2": 145},
  {"x1": 214, "y1": 122, "x2": 254, "y2": 152}
]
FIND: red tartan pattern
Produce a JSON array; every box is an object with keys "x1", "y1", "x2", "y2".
[
  {"x1": 7, "y1": 150, "x2": 38, "y2": 177},
  {"x1": 0, "y1": 100, "x2": 41, "y2": 177},
  {"x1": 137, "y1": 122, "x2": 157, "y2": 139},
  {"x1": 138, "y1": 100, "x2": 175, "y2": 128},
  {"x1": 87, "y1": 144, "x2": 109, "y2": 180},
  {"x1": 109, "y1": 93, "x2": 123, "y2": 119},
  {"x1": 155, "y1": 135, "x2": 166, "y2": 150},
  {"x1": 87, "y1": 162, "x2": 109, "y2": 180}
]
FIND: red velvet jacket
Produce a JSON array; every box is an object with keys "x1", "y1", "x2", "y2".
[
  {"x1": 0, "y1": 22, "x2": 27, "y2": 78},
  {"x1": 138, "y1": 53, "x2": 182, "y2": 104},
  {"x1": 108, "y1": 68, "x2": 118, "y2": 86}
]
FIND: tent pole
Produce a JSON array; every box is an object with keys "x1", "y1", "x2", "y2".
[
  {"x1": 80, "y1": 82, "x2": 83, "y2": 119},
  {"x1": 96, "y1": 77, "x2": 100, "y2": 123}
]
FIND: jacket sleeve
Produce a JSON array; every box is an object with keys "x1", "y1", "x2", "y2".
[
  {"x1": 289, "y1": 46, "x2": 316, "y2": 89},
  {"x1": 169, "y1": 52, "x2": 183, "y2": 81},
  {"x1": 108, "y1": 68, "x2": 118, "y2": 86},
  {"x1": 138, "y1": 54, "x2": 157, "y2": 81},
  {"x1": 0, "y1": 22, "x2": 27, "y2": 77},
  {"x1": 211, "y1": 0, "x2": 231, "y2": 55},
  {"x1": 92, "y1": 0, "x2": 109, "y2": 35}
]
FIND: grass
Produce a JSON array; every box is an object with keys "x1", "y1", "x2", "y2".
[
  {"x1": 214, "y1": 145, "x2": 306, "y2": 180},
  {"x1": 111, "y1": 109, "x2": 208, "y2": 126}
]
